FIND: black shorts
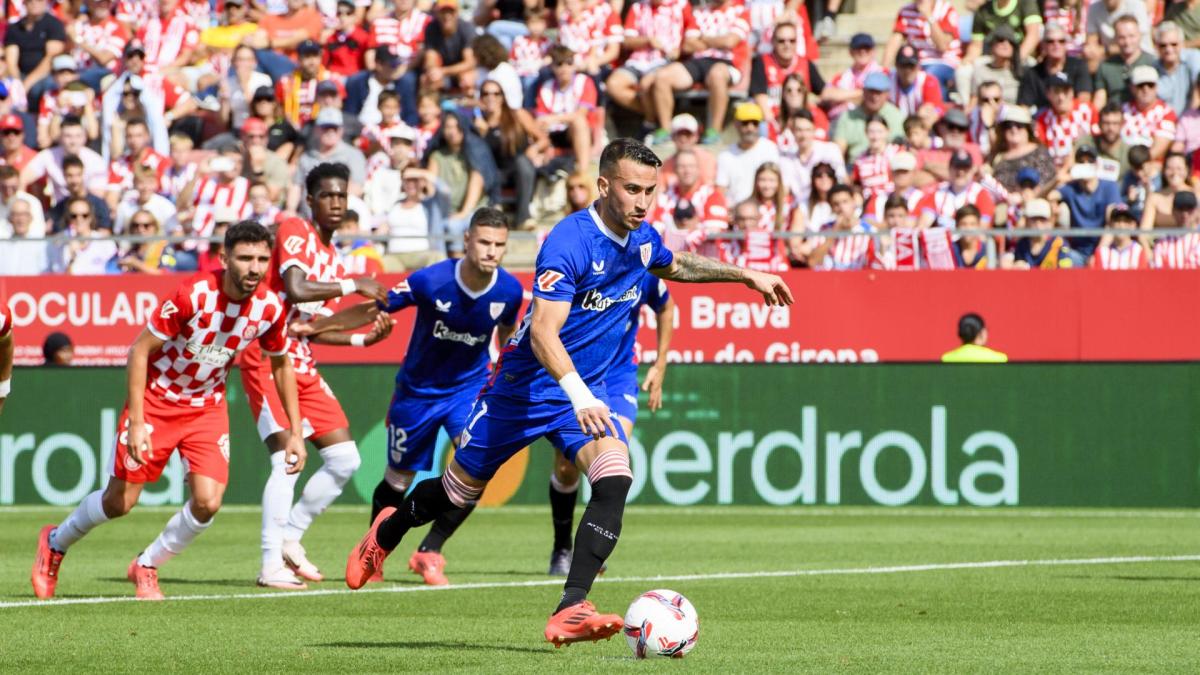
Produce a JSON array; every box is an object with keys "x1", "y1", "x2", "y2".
[{"x1": 683, "y1": 57, "x2": 734, "y2": 85}]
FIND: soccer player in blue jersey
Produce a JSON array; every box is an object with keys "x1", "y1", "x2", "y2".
[
  {"x1": 293, "y1": 207, "x2": 522, "y2": 586},
  {"x1": 345, "y1": 138, "x2": 792, "y2": 647},
  {"x1": 547, "y1": 274, "x2": 674, "y2": 576}
]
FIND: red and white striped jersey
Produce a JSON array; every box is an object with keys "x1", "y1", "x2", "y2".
[
  {"x1": 107, "y1": 147, "x2": 171, "y2": 195},
  {"x1": 369, "y1": 10, "x2": 432, "y2": 61},
  {"x1": 146, "y1": 271, "x2": 289, "y2": 407},
  {"x1": 864, "y1": 185, "x2": 924, "y2": 225},
  {"x1": 510, "y1": 35, "x2": 550, "y2": 78},
  {"x1": 182, "y1": 0, "x2": 211, "y2": 30},
  {"x1": 585, "y1": 0, "x2": 624, "y2": 47},
  {"x1": 623, "y1": 0, "x2": 697, "y2": 71},
  {"x1": 731, "y1": 222, "x2": 789, "y2": 272},
  {"x1": 0, "y1": 289, "x2": 10, "y2": 339},
  {"x1": 557, "y1": 10, "x2": 596, "y2": 62},
  {"x1": 535, "y1": 74, "x2": 599, "y2": 131},
  {"x1": 892, "y1": 1, "x2": 960, "y2": 68},
  {"x1": 1042, "y1": 0, "x2": 1088, "y2": 56},
  {"x1": 917, "y1": 181, "x2": 996, "y2": 228},
  {"x1": 812, "y1": 220, "x2": 875, "y2": 270},
  {"x1": 827, "y1": 62, "x2": 887, "y2": 118},
  {"x1": 1036, "y1": 101, "x2": 1097, "y2": 165},
  {"x1": 687, "y1": 1, "x2": 750, "y2": 63},
  {"x1": 163, "y1": 161, "x2": 198, "y2": 201},
  {"x1": 191, "y1": 175, "x2": 252, "y2": 237},
  {"x1": 1090, "y1": 240, "x2": 1148, "y2": 269},
  {"x1": 1152, "y1": 232, "x2": 1200, "y2": 269},
  {"x1": 889, "y1": 70, "x2": 944, "y2": 116},
  {"x1": 72, "y1": 16, "x2": 130, "y2": 70},
  {"x1": 1121, "y1": 99, "x2": 1177, "y2": 147},
  {"x1": 115, "y1": 0, "x2": 155, "y2": 27},
  {"x1": 852, "y1": 144, "x2": 902, "y2": 203},
  {"x1": 137, "y1": 8, "x2": 200, "y2": 75},
  {"x1": 652, "y1": 181, "x2": 729, "y2": 260},
  {"x1": 266, "y1": 217, "x2": 350, "y2": 375}
]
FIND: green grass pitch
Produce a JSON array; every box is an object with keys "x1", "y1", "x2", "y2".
[{"x1": 1, "y1": 505, "x2": 1198, "y2": 673}]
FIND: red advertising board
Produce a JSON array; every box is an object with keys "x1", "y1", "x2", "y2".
[{"x1": 2, "y1": 270, "x2": 1197, "y2": 365}]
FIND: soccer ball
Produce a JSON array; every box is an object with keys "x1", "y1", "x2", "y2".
[{"x1": 622, "y1": 589, "x2": 699, "y2": 658}]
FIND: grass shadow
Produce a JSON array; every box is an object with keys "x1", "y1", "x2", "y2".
[{"x1": 320, "y1": 641, "x2": 551, "y2": 655}]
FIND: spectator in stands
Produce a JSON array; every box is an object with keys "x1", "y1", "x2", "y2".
[
  {"x1": 990, "y1": 106, "x2": 1055, "y2": 193},
  {"x1": 1057, "y1": 147, "x2": 1121, "y2": 258},
  {"x1": 918, "y1": 149, "x2": 997, "y2": 228},
  {"x1": 1018, "y1": 21, "x2": 1094, "y2": 110},
  {"x1": 247, "y1": 181, "x2": 283, "y2": 227},
  {"x1": 111, "y1": 210, "x2": 179, "y2": 274},
  {"x1": 250, "y1": 87, "x2": 300, "y2": 160},
  {"x1": 1174, "y1": 73, "x2": 1200, "y2": 155},
  {"x1": 105, "y1": 117, "x2": 170, "y2": 210},
  {"x1": 289, "y1": 109, "x2": 367, "y2": 212},
  {"x1": 885, "y1": 0, "x2": 961, "y2": 94},
  {"x1": 322, "y1": 0, "x2": 370, "y2": 78},
  {"x1": 67, "y1": 0, "x2": 128, "y2": 91},
  {"x1": 511, "y1": 7, "x2": 550, "y2": 107},
  {"x1": 474, "y1": 34, "x2": 523, "y2": 110},
  {"x1": 866, "y1": 151, "x2": 921, "y2": 225},
  {"x1": 834, "y1": 72, "x2": 905, "y2": 162},
  {"x1": 50, "y1": 196, "x2": 119, "y2": 273},
  {"x1": 606, "y1": 0, "x2": 694, "y2": 137},
  {"x1": 299, "y1": 80, "x2": 363, "y2": 146},
  {"x1": 5, "y1": 0, "x2": 67, "y2": 103},
  {"x1": 250, "y1": 0, "x2": 323, "y2": 67},
  {"x1": 114, "y1": 164, "x2": 175, "y2": 234},
  {"x1": 1152, "y1": 189, "x2": 1200, "y2": 268},
  {"x1": 1004, "y1": 197, "x2": 1079, "y2": 268},
  {"x1": 179, "y1": 148, "x2": 253, "y2": 241},
  {"x1": 0, "y1": 114, "x2": 37, "y2": 172},
  {"x1": 364, "y1": 125, "x2": 418, "y2": 231},
  {"x1": 968, "y1": 81, "x2": 1005, "y2": 156},
  {"x1": 1121, "y1": 144, "x2": 1154, "y2": 219},
  {"x1": 917, "y1": 109, "x2": 983, "y2": 184},
  {"x1": 554, "y1": 0, "x2": 621, "y2": 85},
  {"x1": 0, "y1": 196, "x2": 51, "y2": 274},
  {"x1": 851, "y1": 116, "x2": 902, "y2": 206},
  {"x1": 0, "y1": 165, "x2": 47, "y2": 237},
  {"x1": 535, "y1": 46, "x2": 599, "y2": 174},
  {"x1": 966, "y1": 0, "x2": 1043, "y2": 65},
  {"x1": 717, "y1": 102, "x2": 780, "y2": 204},
  {"x1": 199, "y1": 0, "x2": 259, "y2": 79},
  {"x1": 385, "y1": 167, "x2": 438, "y2": 263},
  {"x1": 275, "y1": 39, "x2": 333, "y2": 129},
  {"x1": 775, "y1": 73, "x2": 830, "y2": 142},
  {"x1": 1094, "y1": 15, "x2": 1156, "y2": 109},
  {"x1": 1139, "y1": 151, "x2": 1194, "y2": 230},
  {"x1": 1073, "y1": 103, "x2": 1129, "y2": 181},
  {"x1": 1034, "y1": 73, "x2": 1097, "y2": 168},
  {"x1": 890, "y1": 43, "x2": 944, "y2": 121},
  {"x1": 163, "y1": 132, "x2": 199, "y2": 201},
  {"x1": 861, "y1": 194, "x2": 908, "y2": 268},
  {"x1": 564, "y1": 170, "x2": 594, "y2": 216},
  {"x1": 660, "y1": 114, "x2": 718, "y2": 187},
  {"x1": 1120, "y1": 65, "x2": 1177, "y2": 161},
  {"x1": 369, "y1": 0, "x2": 432, "y2": 127},
  {"x1": 1152, "y1": 21, "x2": 1200, "y2": 117},
  {"x1": 738, "y1": 162, "x2": 797, "y2": 271},
  {"x1": 1086, "y1": 0, "x2": 1154, "y2": 63},
  {"x1": 100, "y1": 48, "x2": 190, "y2": 161},
  {"x1": 240, "y1": 118, "x2": 289, "y2": 205},
  {"x1": 346, "y1": 47, "x2": 402, "y2": 128},
  {"x1": 137, "y1": 0, "x2": 200, "y2": 81},
  {"x1": 51, "y1": 155, "x2": 113, "y2": 233},
  {"x1": 941, "y1": 313, "x2": 1008, "y2": 362},
  {"x1": 953, "y1": 204, "x2": 991, "y2": 269},
  {"x1": 1090, "y1": 205, "x2": 1148, "y2": 268},
  {"x1": 197, "y1": 216, "x2": 232, "y2": 272},
  {"x1": 651, "y1": 148, "x2": 727, "y2": 257},
  {"x1": 420, "y1": 0, "x2": 479, "y2": 95},
  {"x1": 1166, "y1": 0, "x2": 1200, "y2": 47},
  {"x1": 222, "y1": 45, "x2": 273, "y2": 133},
  {"x1": 779, "y1": 109, "x2": 846, "y2": 205},
  {"x1": 648, "y1": 0, "x2": 749, "y2": 145},
  {"x1": 808, "y1": 183, "x2": 874, "y2": 270},
  {"x1": 822, "y1": 32, "x2": 886, "y2": 120},
  {"x1": 37, "y1": 56, "x2": 100, "y2": 149},
  {"x1": 474, "y1": 0, "x2": 532, "y2": 52},
  {"x1": 475, "y1": 78, "x2": 548, "y2": 230},
  {"x1": 960, "y1": 25, "x2": 1022, "y2": 106},
  {"x1": 427, "y1": 111, "x2": 497, "y2": 256},
  {"x1": 22, "y1": 116, "x2": 107, "y2": 203}
]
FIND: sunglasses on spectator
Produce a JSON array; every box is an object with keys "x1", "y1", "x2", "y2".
[
  {"x1": 244, "y1": 133, "x2": 266, "y2": 139},
  {"x1": 736, "y1": 120, "x2": 759, "y2": 127},
  {"x1": 1, "y1": 129, "x2": 21, "y2": 136},
  {"x1": 1135, "y1": 82, "x2": 1156, "y2": 89},
  {"x1": 69, "y1": 211, "x2": 92, "y2": 220},
  {"x1": 1159, "y1": 42, "x2": 1180, "y2": 48},
  {"x1": 981, "y1": 96, "x2": 1001, "y2": 103},
  {"x1": 131, "y1": 220, "x2": 155, "y2": 229},
  {"x1": 1044, "y1": 38, "x2": 1066, "y2": 44},
  {"x1": 774, "y1": 37, "x2": 796, "y2": 44},
  {"x1": 481, "y1": 90, "x2": 503, "y2": 97}
]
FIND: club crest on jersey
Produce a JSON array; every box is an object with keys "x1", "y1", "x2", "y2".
[
  {"x1": 640, "y1": 242, "x2": 653, "y2": 267},
  {"x1": 537, "y1": 270, "x2": 564, "y2": 292},
  {"x1": 283, "y1": 235, "x2": 305, "y2": 256},
  {"x1": 159, "y1": 300, "x2": 179, "y2": 320},
  {"x1": 242, "y1": 324, "x2": 259, "y2": 340},
  {"x1": 489, "y1": 302, "x2": 505, "y2": 319},
  {"x1": 435, "y1": 299, "x2": 453, "y2": 313},
  {"x1": 592, "y1": 260, "x2": 606, "y2": 275}
]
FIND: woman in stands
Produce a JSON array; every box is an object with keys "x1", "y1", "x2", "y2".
[
  {"x1": 474, "y1": 79, "x2": 548, "y2": 230},
  {"x1": 988, "y1": 107, "x2": 1055, "y2": 194},
  {"x1": 1140, "y1": 152, "x2": 1196, "y2": 231}
]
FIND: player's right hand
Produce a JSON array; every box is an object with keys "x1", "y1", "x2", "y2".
[
  {"x1": 364, "y1": 313, "x2": 395, "y2": 345},
  {"x1": 127, "y1": 421, "x2": 151, "y2": 466},
  {"x1": 354, "y1": 277, "x2": 390, "y2": 303},
  {"x1": 576, "y1": 403, "x2": 618, "y2": 440},
  {"x1": 283, "y1": 432, "x2": 307, "y2": 475},
  {"x1": 743, "y1": 270, "x2": 794, "y2": 307}
]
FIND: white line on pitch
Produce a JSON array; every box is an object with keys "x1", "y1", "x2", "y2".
[{"x1": 2, "y1": 554, "x2": 1197, "y2": 611}]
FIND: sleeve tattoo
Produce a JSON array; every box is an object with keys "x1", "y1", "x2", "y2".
[{"x1": 659, "y1": 252, "x2": 748, "y2": 283}]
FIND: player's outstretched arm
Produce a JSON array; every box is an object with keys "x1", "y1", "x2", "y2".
[
  {"x1": 308, "y1": 312, "x2": 395, "y2": 347},
  {"x1": 268, "y1": 353, "x2": 308, "y2": 475},
  {"x1": 651, "y1": 252, "x2": 794, "y2": 306},
  {"x1": 282, "y1": 267, "x2": 389, "y2": 305},
  {"x1": 530, "y1": 297, "x2": 618, "y2": 439},
  {"x1": 0, "y1": 331, "x2": 12, "y2": 416},
  {"x1": 642, "y1": 297, "x2": 676, "y2": 412},
  {"x1": 125, "y1": 328, "x2": 167, "y2": 466},
  {"x1": 290, "y1": 300, "x2": 381, "y2": 338}
]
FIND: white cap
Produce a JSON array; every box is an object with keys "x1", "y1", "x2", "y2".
[
  {"x1": 670, "y1": 113, "x2": 699, "y2": 134},
  {"x1": 998, "y1": 106, "x2": 1032, "y2": 126},
  {"x1": 52, "y1": 55, "x2": 79, "y2": 72},
  {"x1": 1130, "y1": 65, "x2": 1159, "y2": 86},
  {"x1": 385, "y1": 124, "x2": 417, "y2": 143},
  {"x1": 1024, "y1": 198, "x2": 1052, "y2": 220},
  {"x1": 890, "y1": 151, "x2": 917, "y2": 172},
  {"x1": 209, "y1": 156, "x2": 236, "y2": 173},
  {"x1": 315, "y1": 107, "x2": 343, "y2": 127}
]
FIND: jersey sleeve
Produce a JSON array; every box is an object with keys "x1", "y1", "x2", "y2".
[
  {"x1": 647, "y1": 278, "x2": 670, "y2": 312},
  {"x1": 533, "y1": 229, "x2": 583, "y2": 302},
  {"x1": 274, "y1": 218, "x2": 315, "y2": 276},
  {"x1": 258, "y1": 305, "x2": 289, "y2": 356},
  {"x1": 147, "y1": 281, "x2": 196, "y2": 342},
  {"x1": 646, "y1": 226, "x2": 675, "y2": 270},
  {"x1": 381, "y1": 275, "x2": 420, "y2": 312}
]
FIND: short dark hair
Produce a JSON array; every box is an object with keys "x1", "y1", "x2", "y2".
[
  {"x1": 958, "y1": 312, "x2": 985, "y2": 343},
  {"x1": 62, "y1": 154, "x2": 84, "y2": 172},
  {"x1": 225, "y1": 220, "x2": 273, "y2": 251},
  {"x1": 828, "y1": 183, "x2": 854, "y2": 202},
  {"x1": 1109, "y1": 207, "x2": 1137, "y2": 226},
  {"x1": 61, "y1": 115, "x2": 84, "y2": 130},
  {"x1": 471, "y1": 34, "x2": 508, "y2": 69},
  {"x1": 883, "y1": 194, "x2": 909, "y2": 213},
  {"x1": 1100, "y1": 103, "x2": 1123, "y2": 119},
  {"x1": 548, "y1": 44, "x2": 573, "y2": 65},
  {"x1": 305, "y1": 162, "x2": 351, "y2": 199},
  {"x1": 469, "y1": 206, "x2": 509, "y2": 230},
  {"x1": 599, "y1": 138, "x2": 661, "y2": 178},
  {"x1": 378, "y1": 89, "x2": 400, "y2": 106},
  {"x1": 903, "y1": 115, "x2": 927, "y2": 134},
  {"x1": 344, "y1": 209, "x2": 359, "y2": 223},
  {"x1": 865, "y1": 114, "x2": 890, "y2": 131},
  {"x1": 955, "y1": 204, "x2": 982, "y2": 222},
  {"x1": 125, "y1": 116, "x2": 148, "y2": 133},
  {"x1": 1127, "y1": 144, "x2": 1151, "y2": 169}
]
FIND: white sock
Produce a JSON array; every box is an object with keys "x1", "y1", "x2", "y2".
[
  {"x1": 138, "y1": 500, "x2": 211, "y2": 568},
  {"x1": 50, "y1": 489, "x2": 111, "y2": 552},
  {"x1": 283, "y1": 442, "x2": 361, "y2": 541},
  {"x1": 262, "y1": 451, "x2": 300, "y2": 569}
]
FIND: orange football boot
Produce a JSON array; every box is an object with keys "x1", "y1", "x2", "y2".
[
  {"x1": 408, "y1": 550, "x2": 449, "y2": 586},
  {"x1": 126, "y1": 556, "x2": 165, "y2": 600},
  {"x1": 31, "y1": 525, "x2": 65, "y2": 599},
  {"x1": 544, "y1": 601, "x2": 624, "y2": 647},
  {"x1": 346, "y1": 507, "x2": 395, "y2": 590}
]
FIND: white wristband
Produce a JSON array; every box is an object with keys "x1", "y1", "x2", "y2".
[
  {"x1": 558, "y1": 372, "x2": 602, "y2": 413},
  {"x1": 350, "y1": 334, "x2": 366, "y2": 348},
  {"x1": 0, "y1": 379, "x2": 9, "y2": 397},
  {"x1": 338, "y1": 278, "x2": 357, "y2": 297}
]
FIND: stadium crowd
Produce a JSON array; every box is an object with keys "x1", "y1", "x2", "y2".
[{"x1": 0, "y1": 0, "x2": 1198, "y2": 273}]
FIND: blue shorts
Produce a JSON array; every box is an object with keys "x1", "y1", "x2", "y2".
[
  {"x1": 606, "y1": 370, "x2": 639, "y2": 424},
  {"x1": 455, "y1": 389, "x2": 628, "y2": 481},
  {"x1": 386, "y1": 383, "x2": 480, "y2": 473}
]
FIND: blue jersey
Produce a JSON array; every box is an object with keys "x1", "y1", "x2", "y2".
[
  {"x1": 489, "y1": 205, "x2": 674, "y2": 403},
  {"x1": 382, "y1": 259, "x2": 523, "y2": 396},
  {"x1": 608, "y1": 275, "x2": 670, "y2": 380}
]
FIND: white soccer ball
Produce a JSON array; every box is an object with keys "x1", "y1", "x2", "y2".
[{"x1": 623, "y1": 589, "x2": 699, "y2": 659}]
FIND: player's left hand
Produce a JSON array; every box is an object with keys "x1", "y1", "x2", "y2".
[
  {"x1": 577, "y1": 403, "x2": 618, "y2": 440},
  {"x1": 642, "y1": 364, "x2": 665, "y2": 412},
  {"x1": 283, "y1": 432, "x2": 307, "y2": 475},
  {"x1": 743, "y1": 270, "x2": 794, "y2": 306},
  {"x1": 364, "y1": 313, "x2": 395, "y2": 345}
]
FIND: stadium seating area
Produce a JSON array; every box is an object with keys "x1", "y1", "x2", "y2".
[{"x1": 0, "y1": 0, "x2": 1198, "y2": 273}]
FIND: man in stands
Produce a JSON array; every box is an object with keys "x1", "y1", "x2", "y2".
[
  {"x1": 5, "y1": 0, "x2": 66, "y2": 100},
  {"x1": 419, "y1": 0, "x2": 477, "y2": 94},
  {"x1": 1120, "y1": 65, "x2": 1177, "y2": 161},
  {"x1": 717, "y1": 102, "x2": 779, "y2": 204},
  {"x1": 1056, "y1": 146, "x2": 1121, "y2": 259},
  {"x1": 367, "y1": 0, "x2": 430, "y2": 126},
  {"x1": 66, "y1": 0, "x2": 127, "y2": 91},
  {"x1": 809, "y1": 183, "x2": 875, "y2": 270},
  {"x1": 51, "y1": 154, "x2": 113, "y2": 232},
  {"x1": 179, "y1": 146, "x2": 252, "y2": 239},
  {"x1": 823, "y1": 33, "x2": 887, "y2": 120},
  {"x1": 1094, "y1": 15, "x2": 1155, "y2": 109},
  {"x1": 834, "y1": 71, "x2": 905, "y2": 162},
  {"x1": 275, "y1": 39, "x2": 335, "y2": 129},
  {"x1": 137, "y1": 0, "x2": 199, "y2": 79},
  {"x1": 885, "y1": 0, "x2": 961, "y2": 94},
  {"x1": 535, "y1": 45, "x2": 600, "y2": 168},
  {"x1": 1091, "y1": 206, "x2": 1148, "y2": 269},
  {"x1": 1035, "y1": 73, "x2": 1097, "y2": 168},
  {"x1": 751, "y1": 21, "x2": 824, "y2": 133},
  {"x1": 659, "y1": 114, "x2": 717, "y2": 187},
  {"x1": 289, "y1": 108, "x2": 367, "y2": 212},
  {"x1": 1018, "y1": 21, "x2": 1094, "y2": 110},
  {"x1": 21, "y1": 115, "x2": 107, "y2": 203},
  {"x1": 1074, "y1": 104, "x2": 1129, "y2": 181},
  {"x1": 0, "y1": 114, "x2": 37, "y2": 171},
  {"x1": 780, "y1": 110, "x2": 846, "y2": 204},
  {"x1": 889, "y1": 43, "x2": 944, "y2": 120},
  {"x1": 1153, "y1": 190, "x2": 1200, "y2": 268},
  {"x1": 651, "y1": 148, "x2": 727, "y2": 259},
  {"x1": 917, "y1": 149, "x2": 996, "y2": 229},
  {"x1": 105, "y1": 117, "x2": 170, "y2": 210}
]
